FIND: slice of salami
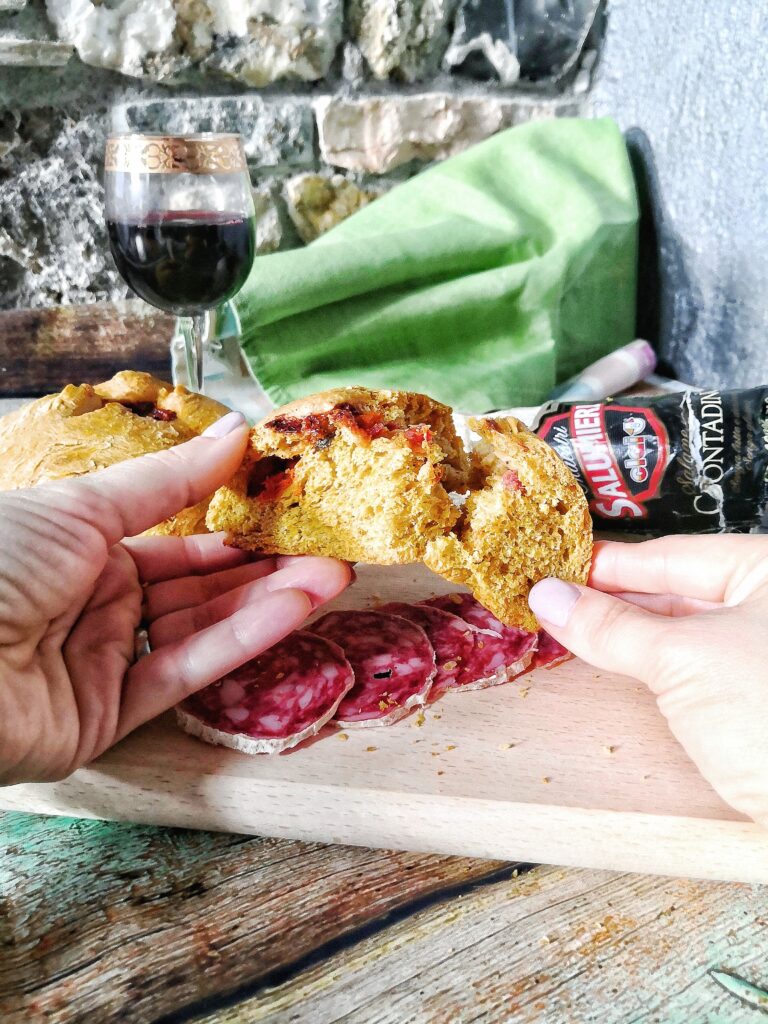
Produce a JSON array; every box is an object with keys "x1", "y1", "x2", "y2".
[
  {"x1": 422, "y1": 593, "x2": 537, "y2": 689},
  {"x1": 176, "y1": 631, "x2": 353, "y2": 755},
  {"x1": 424, "y1": 592, "x2": 507, "y2": 635},
  {"x1": 531, "y1": 629, "x2": 572, "y2": 670},
  {"x1": 380, "y1": 601, "x2": 476, "y2": 697},
  {"x1": 313, "y1": 610, "x2": 435, "y2": 727}
]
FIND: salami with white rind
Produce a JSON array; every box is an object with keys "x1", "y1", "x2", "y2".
[
  {"x1": 531, "y1": 629, "x2": 572, "y2": 670},
  {"x1": 176, "y1": 631, "x2": 354, "y2": 754},
  {"x1": 313, "y1": 610, "x2": 436, "y2": 727},
  {"x1": 381, "y1": 602, "x2": 476, "y2": 697},
  {"x1": 423, "y1": 593, "x2": 537, "y2": 689}
]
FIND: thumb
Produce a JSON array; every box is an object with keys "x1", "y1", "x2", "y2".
[
  {"x1": 52, "y1": 411, "x2": 248, "y2": 544},
  {"x1": 528, "y1": 577, "x2": 672, "y2": 684}
]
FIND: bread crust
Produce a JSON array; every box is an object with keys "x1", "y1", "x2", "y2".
[
  {"x1": 252, "y1": 385, "x2": 470, "y2": 490},
  {"x1": 0, "y1": 371, "x2": 229, "y2": 537}
]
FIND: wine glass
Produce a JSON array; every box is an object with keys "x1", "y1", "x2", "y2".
[{"x1": 104, "y1": 133, "x2": 256, "y2": 394}]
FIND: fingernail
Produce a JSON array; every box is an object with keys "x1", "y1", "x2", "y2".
[
  {"x1": 528, "y1": 578, "x2": 582, "y2": 628},
  {"x1": 202, "y1": 412, "x2": 246, "y2": 438}
]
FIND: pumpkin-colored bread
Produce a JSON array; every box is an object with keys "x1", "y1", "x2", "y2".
[
  {"x1": 0, "y1": 370, "x2": 230, "y2": 536},
  {"x1": 422, "y1": 416, "x2": 593, "y2": 631},
  {"x1": 207, "y1": 387, "x2": 592, "y2": 628},
  {"x1": 206, "y1": 386, "x2": 470, "y2": 564}
]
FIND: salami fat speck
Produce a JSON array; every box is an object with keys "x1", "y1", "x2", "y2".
[
  {"x1": 531, "y1": 630, "x2": 571, "y2": 670},
  {"x1": 381, "y1": 602, "x2": 476, "y2": 697},
  {"x1": 313, "y1": 610, "x2": 435, "y2": 726},
  {"x1": 423, "y1": 593, "x2": 537, "y2": 688},
  {"x1": 176, "y1": 631, "x2": 353, "y2": 754}
]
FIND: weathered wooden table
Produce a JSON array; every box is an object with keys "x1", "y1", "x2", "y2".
[{"x1": 2, "y1": 303, "x2": 768, "y2": 1023}]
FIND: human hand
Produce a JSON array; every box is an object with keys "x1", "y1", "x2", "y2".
[
  {"x1": 0, "y1": 412, "x2": 351, "y2": 785},
  {"x1": 529, "y1": 536, "x2": 768, "y2": 826}
]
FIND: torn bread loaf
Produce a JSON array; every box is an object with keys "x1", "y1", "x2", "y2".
[
  {"x1": 207, "y1": 387, "x2": 591, "y2": 628},
  {"x1": 0, "y1": 370, "x2": 230, "y2": 536},
  {"x1": 423, "y1": 416, "x2": 592, "y2": 632},
  {"x1": 206, "y1": 386, "x2": 470, "y2": 564}
]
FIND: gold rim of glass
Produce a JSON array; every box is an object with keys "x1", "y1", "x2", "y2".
[{"x1": 105, "y1": 133, "x2": 247, "y2": 175}]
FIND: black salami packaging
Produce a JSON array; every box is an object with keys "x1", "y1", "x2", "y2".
[{"x1": 532, "y1": 387, "x2": 768, "y2": 534}]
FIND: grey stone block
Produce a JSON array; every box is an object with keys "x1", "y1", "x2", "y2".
[
  {"x1": 0, "y1": 109, "x2": 20, "y2": 159},
  {"x1": 0, "y1": 110, "x2": 125, "y2": 310},
  {"x1": 515, "y1": 0, "x2": 602, "y2": 84},
  {"x1": 112, "y1": 97, "x2": 315, "y2": 173},
  {"x1": 0, "y1": 37, "x2": 71, "y2": 66}
]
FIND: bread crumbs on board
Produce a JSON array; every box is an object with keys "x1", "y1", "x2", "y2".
[
  {"x1": 499, "y1": 742, "x2": 515, "y2": 750},
  {"x1": 602, "y1": 745, "x2": 617, "y2": 755},
  {"x1": 366, "y1": 746, "x2": 377, "y2": 752},
  {"x1": 412, "y1": 710, "x2": 426, "y2": 727},
  {"x1": 541, "y1": 776, "x2": 551, "y2": 784},
  {"x1": 337, "y1": 733, "x2": 349, "y2": 741},
  {"x1": 519, "y1": 687, "x2": 530, "y2": 699}
]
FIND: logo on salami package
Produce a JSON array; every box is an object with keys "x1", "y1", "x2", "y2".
[
  {"x1": 534, "y1": 388, "x2": 768, "y2": 534},
  {"x1": 537, "y1": 403, "x2": 670, "y2": 520}
]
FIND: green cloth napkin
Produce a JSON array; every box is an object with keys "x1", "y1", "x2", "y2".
[{"x1": 237, "y1": 117, "x2": 638, "y2": 412}]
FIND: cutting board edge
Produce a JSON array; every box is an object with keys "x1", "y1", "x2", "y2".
[{"x1": 3, "y1": 770, "x2": 768, "y2": 885}]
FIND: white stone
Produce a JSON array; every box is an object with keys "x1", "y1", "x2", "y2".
[
  {"x1": 315, "y1": 93, "x2": 582, "y2": 174},
  {"x1": 45, "y1": 0, "x2": 176, "y2": 78},
  {"x1": 45, "y1": 0, "x2": 342, "y2": 84},
  {"x1": 207, "y1": 0, "x2": 249, "y2": 36}
]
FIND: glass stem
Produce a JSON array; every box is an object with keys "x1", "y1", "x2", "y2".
[{"x1": 181, "y1": 312, "x2": 209, "y2": 393}]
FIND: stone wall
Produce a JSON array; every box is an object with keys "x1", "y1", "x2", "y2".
[{"x1": 0, "y1": 0, "x2": 602, "y2": 310}]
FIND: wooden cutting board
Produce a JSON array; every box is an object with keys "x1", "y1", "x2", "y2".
[{"x1": 2, "y1": 562, "x2": 767, "y2": 882}]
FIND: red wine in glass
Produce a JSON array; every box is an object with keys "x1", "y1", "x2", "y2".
[
  {"x1": 107, "y1": 210, "x2": 256, "y2": 317},
  {"x1": 105, "y1": 132, "x2": 256, "y2": 393}
]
